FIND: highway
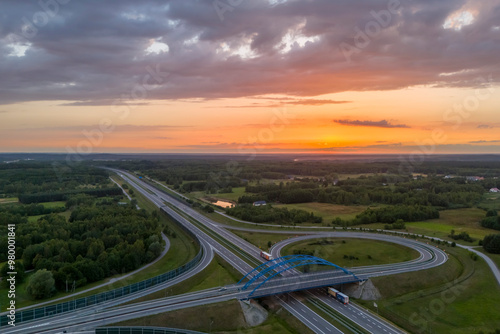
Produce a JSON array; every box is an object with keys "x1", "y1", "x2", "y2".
[
  {"x1": 110, "y1": 170, "x2": 444, "y2": 333},
  {"x1": 4, "y1": 169, "x2": 451, "y2": 334}
]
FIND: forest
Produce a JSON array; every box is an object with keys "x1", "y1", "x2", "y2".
[{"x1": 0, "y1": 163, "x2": 163, "y2": 299}]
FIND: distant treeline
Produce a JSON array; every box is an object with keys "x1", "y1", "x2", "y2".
[
  {"x1": 103, "y1": 159, "x2": 500, "y2": 186},
  {"x1": 0, "y1": 163, "x2": 109, "y2": 196},
  {"x1": 236, "y1": 176, "x2": 484, "y2": 208},
  {"x1": 18, "y1": 187, "x2": 122, "y2": 204},
  {"x1": 353, "y1": 205, "x2": 440, "y2": 225}
]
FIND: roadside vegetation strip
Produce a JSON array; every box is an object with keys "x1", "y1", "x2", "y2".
[
  {"x1": 0, "y1": 248, "x2": 203, "y2": 327},
  {"x1": 305, "y1": 298, "x2": 369, "y2": 334}
]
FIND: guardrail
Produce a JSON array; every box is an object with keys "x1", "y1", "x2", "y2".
[
  {"x1": 0, "y1": 209, "x2": 203, "y2": 327},
  {"x1": 96, "y1": 327, "x2": 207, "y2": 334}
]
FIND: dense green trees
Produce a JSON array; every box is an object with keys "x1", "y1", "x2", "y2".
[
  {"x1": 483, "y1": 234, "x2": 500, "y2": 254},
  {"x1": 0, "y1": 163, "x2": 110, "y2": 196},
  {"x1": 236, "y1": 176, "x2": 484, "y2": 208},
  {"x1": 226, "y1": 204, "x2": 322, "y2": 225},
  {"x1": 353, "y1": 205, "x2": 439, "y2": 225},
  {"x1": 481, "y1": 211, "x2": 500, "y2": 231},
  {"x1": 18, "y1": 187, "x2": 122, "y2": 204},
  {"x1": 0, "y1": 203, "x2": 65, "y2": 216},
  {"x1": 449, "y1": 230, "x2": 474, "y2": 242},
  {"x1": 11, "y1": 202, "x2": 162, "y2": 291},
  {"x1": 26, "y1": 269, "x2": 55, "y2": 299},
  {"x1": 0, "y1": 261, "x2": 25, "y2": 287}
]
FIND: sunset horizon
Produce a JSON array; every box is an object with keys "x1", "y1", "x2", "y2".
[{"x1": 1, "y1": 0, "x2": 499, "y2": 154}]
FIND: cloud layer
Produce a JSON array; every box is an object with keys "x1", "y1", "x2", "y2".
[
  {"x1": 0, "y1": 0, "x2": 499, "y2": 105},
  {"x1": 334, "y1": 119, "x2": 410, "y2": 128}
]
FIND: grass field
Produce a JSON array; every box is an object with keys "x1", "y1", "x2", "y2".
[
  {"x1": 476, "y1": 248, "x2": 500, "y2": 271},
  {"x1": 406, "y1": 208, "x2": 491, "y2": 243},
  {"x1": 232, "y1": 230, "x2": 305, "y2": 251},
  {"x1": 350, "y1": 208, "x2": 492, "y2": 245},
  {"x1": 281, "y1": 238, "x2": 420, "y2": 268},
  {"x1": 479, "y1": 192, "x2": 500, "y2": 211},
  {"x1": 211, "y1": 186, "x2": 246, "y2": 202},
  {"x1": 39, "y1": 201, "x2": 66, "y2": 208},
  {"x1": 0, "y1": 197, "x2": 18, "y2": 204},
  {"x1": 360, "y1": 247, "x2": 500, "y2": 334}
]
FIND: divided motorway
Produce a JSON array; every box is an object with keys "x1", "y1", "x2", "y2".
[{"x1": 110, "y1": 170, "x2": 446, "y2": 334}]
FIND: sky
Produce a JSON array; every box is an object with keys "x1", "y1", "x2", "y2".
[{"x1": 0, "y1": 0, "x2": 499, "y2": 155}]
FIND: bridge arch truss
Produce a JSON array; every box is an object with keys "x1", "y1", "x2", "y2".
[{"x1": 238, "y1": 255, "x2": 361, "y2": 298}]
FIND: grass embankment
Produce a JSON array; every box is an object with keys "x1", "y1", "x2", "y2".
[
  {"x1": 280, "y1": 238, "x2": 420, "y2": 268},
  {"x1": 129, "y1": 254, "x2": 241, "y2": 303},
  {"x1": 359, "y1": 246, "x2": 500, "y2": 334},
  {"x1": 476, "y1": 248, "x2": 500, "y2": 270}
]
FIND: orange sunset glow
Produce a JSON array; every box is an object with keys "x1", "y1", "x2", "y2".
[{"x1": 1, "y1": 0, "x2": 499, "y2": 154}]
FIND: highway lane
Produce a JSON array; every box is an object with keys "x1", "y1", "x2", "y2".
[{"x1": 4, "y1": 273, "x2": 364, "y2": 334}]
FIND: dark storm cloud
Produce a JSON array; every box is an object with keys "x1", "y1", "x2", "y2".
[{"x1": 0, "y1": 0, "x2": 499, "y2": 105}]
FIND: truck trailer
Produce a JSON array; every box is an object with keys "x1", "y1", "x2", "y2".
[
  {"x1": 327, "y1": 287, "x2": 349, "y2": 304},
  {"x1": 260, "y1": 251, "x2": 273, "y2": 261}
]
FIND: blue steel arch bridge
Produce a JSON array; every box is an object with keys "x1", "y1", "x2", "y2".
[{"x1": 237, "y1": 255, "x2": 364, "y2": 299}]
